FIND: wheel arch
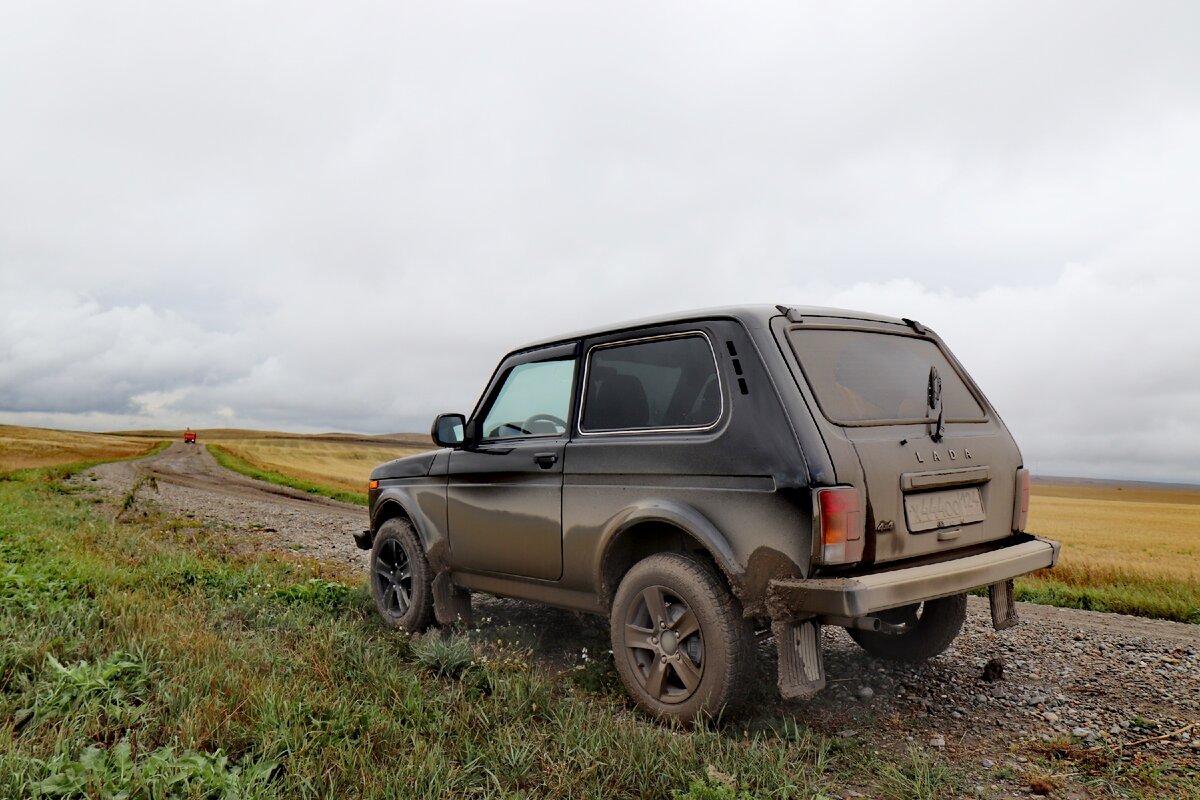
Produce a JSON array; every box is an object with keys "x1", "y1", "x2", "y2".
[
  {"x1": 370, "y1": 486, "x2": 452, "y2": 573},
  {"x1": 594, "y1": 501, "x2": 742, "y2": 610},
  {"x1": 372, "y1": 496, "x2": 413, "y2": 530}
]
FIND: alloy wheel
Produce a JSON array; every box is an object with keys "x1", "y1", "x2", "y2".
[
  {"x1": 622, "y1": 585, "x2": 704, "y2": 704},
  {"x1": 375, "y1": 538, "x2": 412, "y2": 616}
]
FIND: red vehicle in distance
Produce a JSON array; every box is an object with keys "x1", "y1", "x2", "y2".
[{"x1": 183, "y1": 429, "x2": 197, "y2": 444}]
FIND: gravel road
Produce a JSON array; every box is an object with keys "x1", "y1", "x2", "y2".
[
  {"x1": 82, "y1": 444, "x2": 1199, "y2": 798},
  {"x1": 87, "y1": 442, "x2": 370, "y2": 569}
]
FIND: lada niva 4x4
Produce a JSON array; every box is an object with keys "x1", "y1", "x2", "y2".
[{"x1": 356, "y1": 305, "x2": 1060, "y2": 722}]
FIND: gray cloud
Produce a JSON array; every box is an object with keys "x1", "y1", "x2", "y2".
[{"x1": 2, "y1": 2, "x2": 1199, "y2": 482}]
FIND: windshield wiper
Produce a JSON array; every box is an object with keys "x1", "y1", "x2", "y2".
[{"x1": 927, "y1": 365, "x2": 945, "y2": 443}]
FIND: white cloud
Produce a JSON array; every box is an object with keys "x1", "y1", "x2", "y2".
[{"x1": 2, "y1": 2, "x2": 1199, "y2": 482}]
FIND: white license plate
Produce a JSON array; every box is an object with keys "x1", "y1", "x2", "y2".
[{"x1": 904, "y1": 487, "x2": 985, "y2": 533}]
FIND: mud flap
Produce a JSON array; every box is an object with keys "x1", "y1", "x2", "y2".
[
  {"x1": 432, "y1": 573, "x2": 473, "y2": 627},
  {"x1": 989, "y1": 578, "x2": 1019, "y2": 630},
  {"x1": 773, "y1": 618, "x2": 826, "y2": 699}
]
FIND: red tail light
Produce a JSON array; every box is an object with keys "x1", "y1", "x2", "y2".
[
  {"x1": 1013, "y1": 468, "x2": 1030, "y2": 531},
  {"x1": 814, "y1": 486, "x2": 864, "y2": 564}
]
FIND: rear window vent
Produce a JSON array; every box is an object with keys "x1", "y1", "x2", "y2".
[{"x1": 727, "y1": 343, "x2": 749, "y2": 393}]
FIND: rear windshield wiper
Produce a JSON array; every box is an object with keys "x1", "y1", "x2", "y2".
[{"x1": 927, "y1": 365, "x2": 945, "y2": 443}]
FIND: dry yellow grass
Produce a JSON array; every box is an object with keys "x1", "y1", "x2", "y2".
[
  {"x1": 0, "y1": 425, "x2": 158, "y2": 473},
  {"x1": 212, "y1": 438, "x2": 427, "y2": 493},
  {"x1": 1028, "y1": 482, "x2": 1200, "y2": 583},
  {"x1": 1021, "y1": 481, "x2": 1200, "y2": 620}
]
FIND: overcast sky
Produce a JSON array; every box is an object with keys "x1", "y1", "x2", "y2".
[{"x1": 2, "y1": 2, "x2": 1198, "y2": 483}]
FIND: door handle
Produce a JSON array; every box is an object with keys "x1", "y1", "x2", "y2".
[{"x1": 533, "y1": 452, "x2": 558, "y2": 469}]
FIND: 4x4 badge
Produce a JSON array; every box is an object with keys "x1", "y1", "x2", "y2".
[{"x1": 915, "y1": 448, "x2": 972, "y2": 464}]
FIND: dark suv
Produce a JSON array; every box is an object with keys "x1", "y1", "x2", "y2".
[{"x1": 356, "y1": 305, "x2": 1059, "y2": 722}]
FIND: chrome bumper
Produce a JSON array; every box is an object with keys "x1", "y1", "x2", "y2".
[{"x1": 768, "y1": 535, "x2": 1060, "y2": 619}]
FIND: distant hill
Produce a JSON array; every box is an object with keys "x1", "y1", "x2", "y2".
[
  {"x1": 1034, "y1": 475, "x2": 1200, "y2": 505},
  {"x1": 110, "y1": 428, "x2": 433, "y2": 449}
]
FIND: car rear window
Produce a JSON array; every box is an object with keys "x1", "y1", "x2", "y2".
[
  {"x1": 581, "y1": 334, "x2": 721, "y2": 432},
  {"x1": 786, "y1": 329, "x2": 985, "y2": 424}
]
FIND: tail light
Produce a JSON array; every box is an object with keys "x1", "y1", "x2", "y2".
[
  {"x1": 1012, "y1": 468, "x2": 1030, "y2": 532},
  {"x1": 814, "y1": 486, "x2": 864, "y2": 564}
]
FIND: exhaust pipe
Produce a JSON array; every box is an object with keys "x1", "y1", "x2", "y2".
[{"x1": 819, "y1": 614, "x2": 883, "y2": 632}]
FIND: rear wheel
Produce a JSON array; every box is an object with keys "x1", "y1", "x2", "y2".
[
  {"x1": 847, "y1": 593, "x2": 966, "y2": 662},
  {"x1": 610, "y1": 553, "x2": 753, "y2": 724},
  {"x1": 370, "y1": 518, "x2": 434, "y2": 632}
]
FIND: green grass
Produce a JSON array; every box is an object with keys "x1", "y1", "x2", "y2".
[
  {"x1": 1, "y1": 462, "x2": 921, "y2": 799},
  {"x1": 206, "y1": 444, "x2": 368, "y2": 506},
  {"x1": 1015, "y1": 574, "x2": 1200, "y2": 624}
]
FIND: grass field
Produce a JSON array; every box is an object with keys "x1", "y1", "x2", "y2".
[
  {"x1": 204, "y1": 437, "x2": 426, "y2": 495},
  {"x1": 2, "y1": 443, "x2": 1196, "y2": 796},
  {"x1": 0, "y1": 426, "x2": 162, "y2": 474},
  {"x1": 1021, "y1": 481, "x2": 1200, "y2": 623},
  {"x1": 206, "y1": 445, "x2": 373, "y2": 506},
  {"x1": 3, "y1": 458, "x2": 1194, "y2": 798},
  {"x1": 0, "y1": 461, "x2": 926, "y2": 799}
]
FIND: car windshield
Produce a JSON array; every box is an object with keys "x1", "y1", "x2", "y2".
[{"x1": 786, "y1": 328, "x2": 985, "y2": 424}]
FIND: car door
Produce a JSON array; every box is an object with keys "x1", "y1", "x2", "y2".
[{"x1": 446, "y1": 343, "x2": 577, "y2": 580}]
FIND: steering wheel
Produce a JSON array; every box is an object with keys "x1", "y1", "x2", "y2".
[
  {"x1": 489, "y1": 422, "x2": 531, "y2": 437},
  {"x1": 523, "y1": 413, "x2": 567, "y2": 433}
]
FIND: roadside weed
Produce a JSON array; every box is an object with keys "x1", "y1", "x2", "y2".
[
  {"x1": 878, "y1": 747, "x2": 957, "y2": 800},
  {"x1": 411, "y1": 633, "x2": 475, "y2": 679}
]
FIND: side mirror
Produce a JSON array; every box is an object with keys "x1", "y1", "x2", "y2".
[{"x1": 431, "y1": 413, "x2": 467, "y2": 448}]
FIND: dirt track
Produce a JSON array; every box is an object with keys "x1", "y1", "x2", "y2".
[
  {"x1": 82, "y1": 444, "x2": 1199, "y2": 798},
  {"x1": 89, "y1": 442, "x2": 371, "y2": 567}
]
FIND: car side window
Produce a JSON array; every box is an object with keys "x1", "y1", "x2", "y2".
[
  {"x1": 480, "y1": 358, "x2": 575, "y2": 440},
  {"x1": 581, "y1": 334, "x2": 721, "y2": 432}
]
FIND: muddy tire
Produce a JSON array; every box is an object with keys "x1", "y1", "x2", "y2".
[
  {"x1": 370, "y1": 518, "x2": 435, "y2": 632},
  {"x1": 847, "y1": 593, "x2": 967, "y2": 662},
  {"x1": 610, "y1": 553, "x2": 753, "y2": 725}
]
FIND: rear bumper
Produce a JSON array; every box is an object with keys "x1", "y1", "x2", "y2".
[{"x1": 768, "y1": 534, "x2": 1060, "y2": 619}]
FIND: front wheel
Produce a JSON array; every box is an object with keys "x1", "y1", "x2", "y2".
[
  {"x1": 610, "y1": 553, "x2": 753, "y2": 724},
  {"x1": 847, "y1": 593, "x2": 967, "y2": 662},
  {"x1": 370, "y1": 518, "x2": 435, "y2": 632}
]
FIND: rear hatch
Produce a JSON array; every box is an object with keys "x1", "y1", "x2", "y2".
[{"x1": 782, "y1": 320, "x2": 1021, "y2": 565}]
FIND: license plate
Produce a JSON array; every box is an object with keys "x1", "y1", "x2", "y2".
[{"x1": 904, "y1": 487, "x2": 985, "y2": 533}]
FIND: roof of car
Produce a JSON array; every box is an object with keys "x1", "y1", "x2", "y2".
[{"x1": 516, "y1": 304, "x2": 909, "y2": 351}]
